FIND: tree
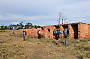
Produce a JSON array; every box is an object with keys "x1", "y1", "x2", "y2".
[
  {"x1": 25, "y1": 22, "x2": 32, "y2": 29},
  {"x1": 19, "y1": 21, "x2": 24, "y2": 29},
  {"x1": 0, "y1": 25, "x2": 6, "y2": 32},
  {"x1": 26, "y1": 23, "x2": 32, "y2": 26}
]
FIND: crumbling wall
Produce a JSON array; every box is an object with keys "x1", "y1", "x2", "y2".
[
  {"x1": 23, "y1": 23, "x2": 90, "y2": 40},
  {"x1": 24, "y1": 25, "x2": 64, "y2": 39},
  {"x1": 78, "y1": 23, "x2": 88, "y2": 39},
  {"x1": 25, "y1": 28, "x2": 39, "y2": 37},
  {"x1": 68, "y1": 24, "x2": 74, "y2": 40},
  {"x1": 43, "y1": 25, "x2": 55, "y2": 39},
  {"x1": 88, "y1": 24, "x2": 90, "y2": 38}
]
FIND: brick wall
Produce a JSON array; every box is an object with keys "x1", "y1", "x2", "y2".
[
  {"x1": 78, "y1": 23, "x2": 88, "y2": 39},
  {"x1": 23, "y1": 23, "x2": 90, "y2": 40},
  {"x1": 24, "y1": 25, "x2": 64, "y2": 39},
  {"x1": 88, "y1": 24, "x2": 90, "y2": 38},
  {"x1": 43, "y1": 25, "x2": 55, "y2": 39},
  {"x1": 68, "y1": 24, "x2": 74, "y2": 40}
]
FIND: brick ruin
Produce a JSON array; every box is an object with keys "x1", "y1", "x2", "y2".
[{"x1": 24, "y1": 22, "x2": 90, "y2": 40}]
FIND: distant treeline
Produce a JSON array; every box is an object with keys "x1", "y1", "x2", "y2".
[{"x1": 0, "y1": 22, "x2": 41, "y2": 30}]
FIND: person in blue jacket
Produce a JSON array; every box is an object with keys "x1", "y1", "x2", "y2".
[
  {"x1": 63, "y1": 28, "x2": 69, "y2": 46},
  {"x1": 53, "y1": 26, "x2": 62, "y2": 40}
]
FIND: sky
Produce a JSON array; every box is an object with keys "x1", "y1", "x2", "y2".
[{"x1": 0, "y1": 0, "x2": 90, "y2": 26}]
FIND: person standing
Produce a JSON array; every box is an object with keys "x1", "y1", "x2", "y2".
[
  {"x1": 63, "y1": 28, "x2": 69, "y2": 46},
  {"x1": 22, "y1": 30, "x2": 27, "y2": 41},
  {"x1": 37, "y1": 30, "x2": 41, "y2": 39}
]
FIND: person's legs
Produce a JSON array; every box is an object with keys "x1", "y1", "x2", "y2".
[
  {"x1": 57, "y1": 34, "x2": 60, "y2": 39},
  {"x1": 64, "y1": 38, "x2": 66, "y2": 45},
  {"x1": 55, "y1": 34, "x2": 59, "y2": 40},
  {"x1": 55, "y1": 35, "x2": 57, "y2": 40},
  {"x1": 23, "y1": 36, "x2": 26, "y2": 41},
  {"x1": 38, "y1": 34, "x2": 41, "y2": 39},
  {"x1": 56, "y1": 35, "x2": 58, "y2": 40},
  {"x1": 38, "y1": 35, "x2": 40, "y2": 39},
  {"x1": 38, "y1": 34, "x2": 39, "y2": 39},
  {"x1": 64, "y1": 37, "x2": 68, "y2": 46}
]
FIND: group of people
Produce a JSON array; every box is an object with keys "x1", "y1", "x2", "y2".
[
  {"x1": 53, "y1": 26, "x2": 69, "y2": 46},
  {"x1": 22, "y1": 26, "x2": 69, "y2": 46}
]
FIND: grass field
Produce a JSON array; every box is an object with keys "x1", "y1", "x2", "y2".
[{"x1": 0, "y1": 30, "x2": 90, "y2": 59}]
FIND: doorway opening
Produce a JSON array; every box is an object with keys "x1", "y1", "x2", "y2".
[{"x1": 71, "y1": 24, "x2": 78, "y2": 39}]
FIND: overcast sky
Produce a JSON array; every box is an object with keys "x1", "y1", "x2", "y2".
[{"x1": 0, "y1": 0, "x2": 90, "y2": 26}]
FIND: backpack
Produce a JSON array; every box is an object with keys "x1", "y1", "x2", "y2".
[
  {"x1": 63, "y1": 28, "x2": 69, "y2": 36},
  {"x1": 55, "y1": 30, "x2": 61, "y2": 35}
]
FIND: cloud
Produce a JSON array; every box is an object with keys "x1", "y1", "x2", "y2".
[
  {"x1": 31, "y1": 15, "x2": 56, "y2": 20},
  {"x1": 0, "y1": 13, "x2": 31, "y2": 22},
  {"x1": 0, "y1": 0, "x2": 90, "y2": 25},
  {"x1": 57, "y1": 0, "x2": 90, "y2": 16},
  {"x1": 11, "y1": 22, "x2": 19, "y2": 25}
]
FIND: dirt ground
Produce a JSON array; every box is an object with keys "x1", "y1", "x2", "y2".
[{"x1": 0, "y1": 30, "x2": 90, "y2": 59}]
